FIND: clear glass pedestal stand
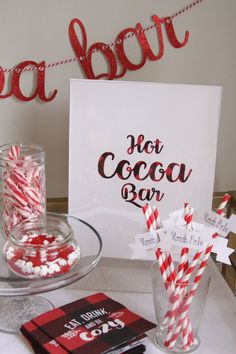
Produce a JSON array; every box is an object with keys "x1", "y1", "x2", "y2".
[
  {"x1": 0, "y1": 214, "x2": 102, "y2": 334},
  {"x1": 0, "y1": 296, "x2": 54, "y2": 334}
]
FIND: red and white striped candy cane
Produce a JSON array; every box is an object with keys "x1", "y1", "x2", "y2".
[
  {"x1": 1, "y1": 145, "x2": 46, "y2": 237},
  {"x1": 7, "y1": 145, "x2": 20, "y2": 160},
  {"x1": 22, "y1": 187, "x2": 42, "y2": 206},
  {"x1": 5, "y1": 178, "x2": 28, "y2": 207}
]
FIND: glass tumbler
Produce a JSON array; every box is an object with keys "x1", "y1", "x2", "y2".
[
  {"x1": 151, "y1": 259, "x2": 210, "y2": 353},
  {"x1": 0, "y1": 143, "x2": 46, "y2": 239}
]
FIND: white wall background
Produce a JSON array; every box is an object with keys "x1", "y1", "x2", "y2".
[{"x1": 0, "y1": 0, "x2": 235, "y2": 197}]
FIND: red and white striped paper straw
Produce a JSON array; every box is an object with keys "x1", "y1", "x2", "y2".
[
  {"x1": 216, "y1": 193, "x2": 231, "y2": 216},
  {"x1": 142, "y1": 205, "x2": 176, "y2": 294},
  {"x1": 152, "y1": 205, "x2": 176, "y2": 285},
  {"x1": 162, "y1": 206, "x2": 194, "y2": 327},
  {"x1": 165, "y1": 194, "x2": 231, "y2": 349}
]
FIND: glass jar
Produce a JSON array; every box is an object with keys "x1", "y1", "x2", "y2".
[
  {"x1": 0, "y1": 143, "x2": 46, "y2": 239},
  {"x1": 3, "y1": 214, "x2": 81, "y2": 279},
  {"x1": 151, "y1": 259, "x2": 210, "y2": 354}
]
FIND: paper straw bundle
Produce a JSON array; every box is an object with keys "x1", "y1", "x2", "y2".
[
  {"x1": 142, "y1": 194, "x2": 231, "y2": 351},
  {"x1": 1, "y1": 145, "x2": 46, "y2": 237}
]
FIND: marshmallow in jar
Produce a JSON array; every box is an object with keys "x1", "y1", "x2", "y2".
[{"x1": 3, "y1": 214, "x2": 80, "y2": 279}]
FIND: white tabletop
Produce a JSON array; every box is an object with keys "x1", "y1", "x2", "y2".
[{"x1": 0, "y1": 258, "x2": 235, "y2": 354}]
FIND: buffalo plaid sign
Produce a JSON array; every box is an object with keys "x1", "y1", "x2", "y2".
[{"x1": 21, "y1": 293, "x2": 155, "y2": 353}]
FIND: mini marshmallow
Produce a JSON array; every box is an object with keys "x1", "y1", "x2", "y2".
[
  {"x1": 48, "y1": 263, "x2": 58, "y2": 271},
  {"x1": 58, "y1": 258, "x2": 67, "y2": 266},
  {"x1": 40, "y1": 265, "x2": 48, "y2": 276},
  {"x1": 22, "y1": 261, "x2": 34, "y2": 273},
  {"x1": 6, "y1": 251, "x2": 14, "y2": 260},
  {"x1": 55, "y1": 235, "x2": 63, "y2": 242},
  {"x1": 15, "y1": 259, "x2": 26, "y2": 268},
  {"x1": 33, "y1": 266, "x2": 41, "y2": 275},
  {"x1": 53, "y1": 263, "x2": 61, "y2": 272}
]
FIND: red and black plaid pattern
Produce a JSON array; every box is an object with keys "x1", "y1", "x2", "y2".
[{"x1": 21, "y1": 293, "x2": 155, "y2": 354}]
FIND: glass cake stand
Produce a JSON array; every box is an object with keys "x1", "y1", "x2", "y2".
[{"x1": 0, "y1": 213, "x2": 102, "y2": 334}]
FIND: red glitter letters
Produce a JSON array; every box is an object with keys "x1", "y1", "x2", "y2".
[
  {"x1": 0, "y1": 15, "x2": 189, "y2": 102},
  {"x1": 69, "y1": 16, "x2": 189, "y2": 80}
]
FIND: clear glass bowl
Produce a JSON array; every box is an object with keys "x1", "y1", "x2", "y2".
[
  {"x1": 0, "y1": 212, "x2": 102, "y2": 333},
  {"x1": 3, "y1": 214, "x2": 80, "y2": 279}
]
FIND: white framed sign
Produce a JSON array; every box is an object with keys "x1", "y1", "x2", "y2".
[{"x1": 69, "y1": 79, "x2": 221, "y2": 259}]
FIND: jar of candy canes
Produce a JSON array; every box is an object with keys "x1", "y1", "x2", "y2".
[
  {"x1": 0, "y1": 143, "x2": 46, "y2": 239},
  {"x1": 3, "y1": 214, "x2": 81, "y2": 279}
]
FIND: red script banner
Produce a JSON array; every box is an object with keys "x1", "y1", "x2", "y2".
[{"x1": 0, "y1": 16, "x2": 189, "y2": 102}]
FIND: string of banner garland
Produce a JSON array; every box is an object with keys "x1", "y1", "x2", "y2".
[{"x1": 0, "y1": 0, "x2": 204, "y2": 103}]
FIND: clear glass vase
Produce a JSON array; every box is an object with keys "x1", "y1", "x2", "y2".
[
  {"x1": 0, "y1": 143, "x2": 46, "y2": 239},
  {"x1": 151, "y1": 259, "x2": 210, "y2": 353}
]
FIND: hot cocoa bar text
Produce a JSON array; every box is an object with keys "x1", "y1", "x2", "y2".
[{"x1": 98, "y1": 134, "x2": 193, "y2": 208}]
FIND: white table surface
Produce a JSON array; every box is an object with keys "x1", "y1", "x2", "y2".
[{"x1": 0, "y1": 258, "x2": 235, "y2": 354}]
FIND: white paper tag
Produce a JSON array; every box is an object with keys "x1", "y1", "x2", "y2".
[
  {"x1": 202, "y1": 210, "x2": 230, "y2": 237},
  {"x1": 229, "y1": 214, "x2": 236, "y2": 234},
  {"x1": 135, "y1": 231, "x2": 158, "y2": 250},
  {"x1": 169, "y1": 208, "x2": 185, "y2": 219},
  {"x1": 212, "y1": 237, "x2": 234, "y2": 265},
  {"x1": 129, "y1": 242, "x2": 148, "y2": 259},
  {"x1": 129, "y1": 231, "x2": 158, "y2": 259},
  {"x1": 129, "y1": 207, "x2": 235, "y2": 263},
  {"x1": 156, "y1": 226, "x2": 214, "y2": 252}
]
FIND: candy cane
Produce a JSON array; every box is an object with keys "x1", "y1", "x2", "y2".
[
  {"x1": 1, "y1": 145, "x2": 46, "y2": 237},
  {"x1": 9, "y1": 145, "x2": 20, "y2": 158},
  {"x1": 5, "y1": 178, "x2": 28, "y2": 206}
]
